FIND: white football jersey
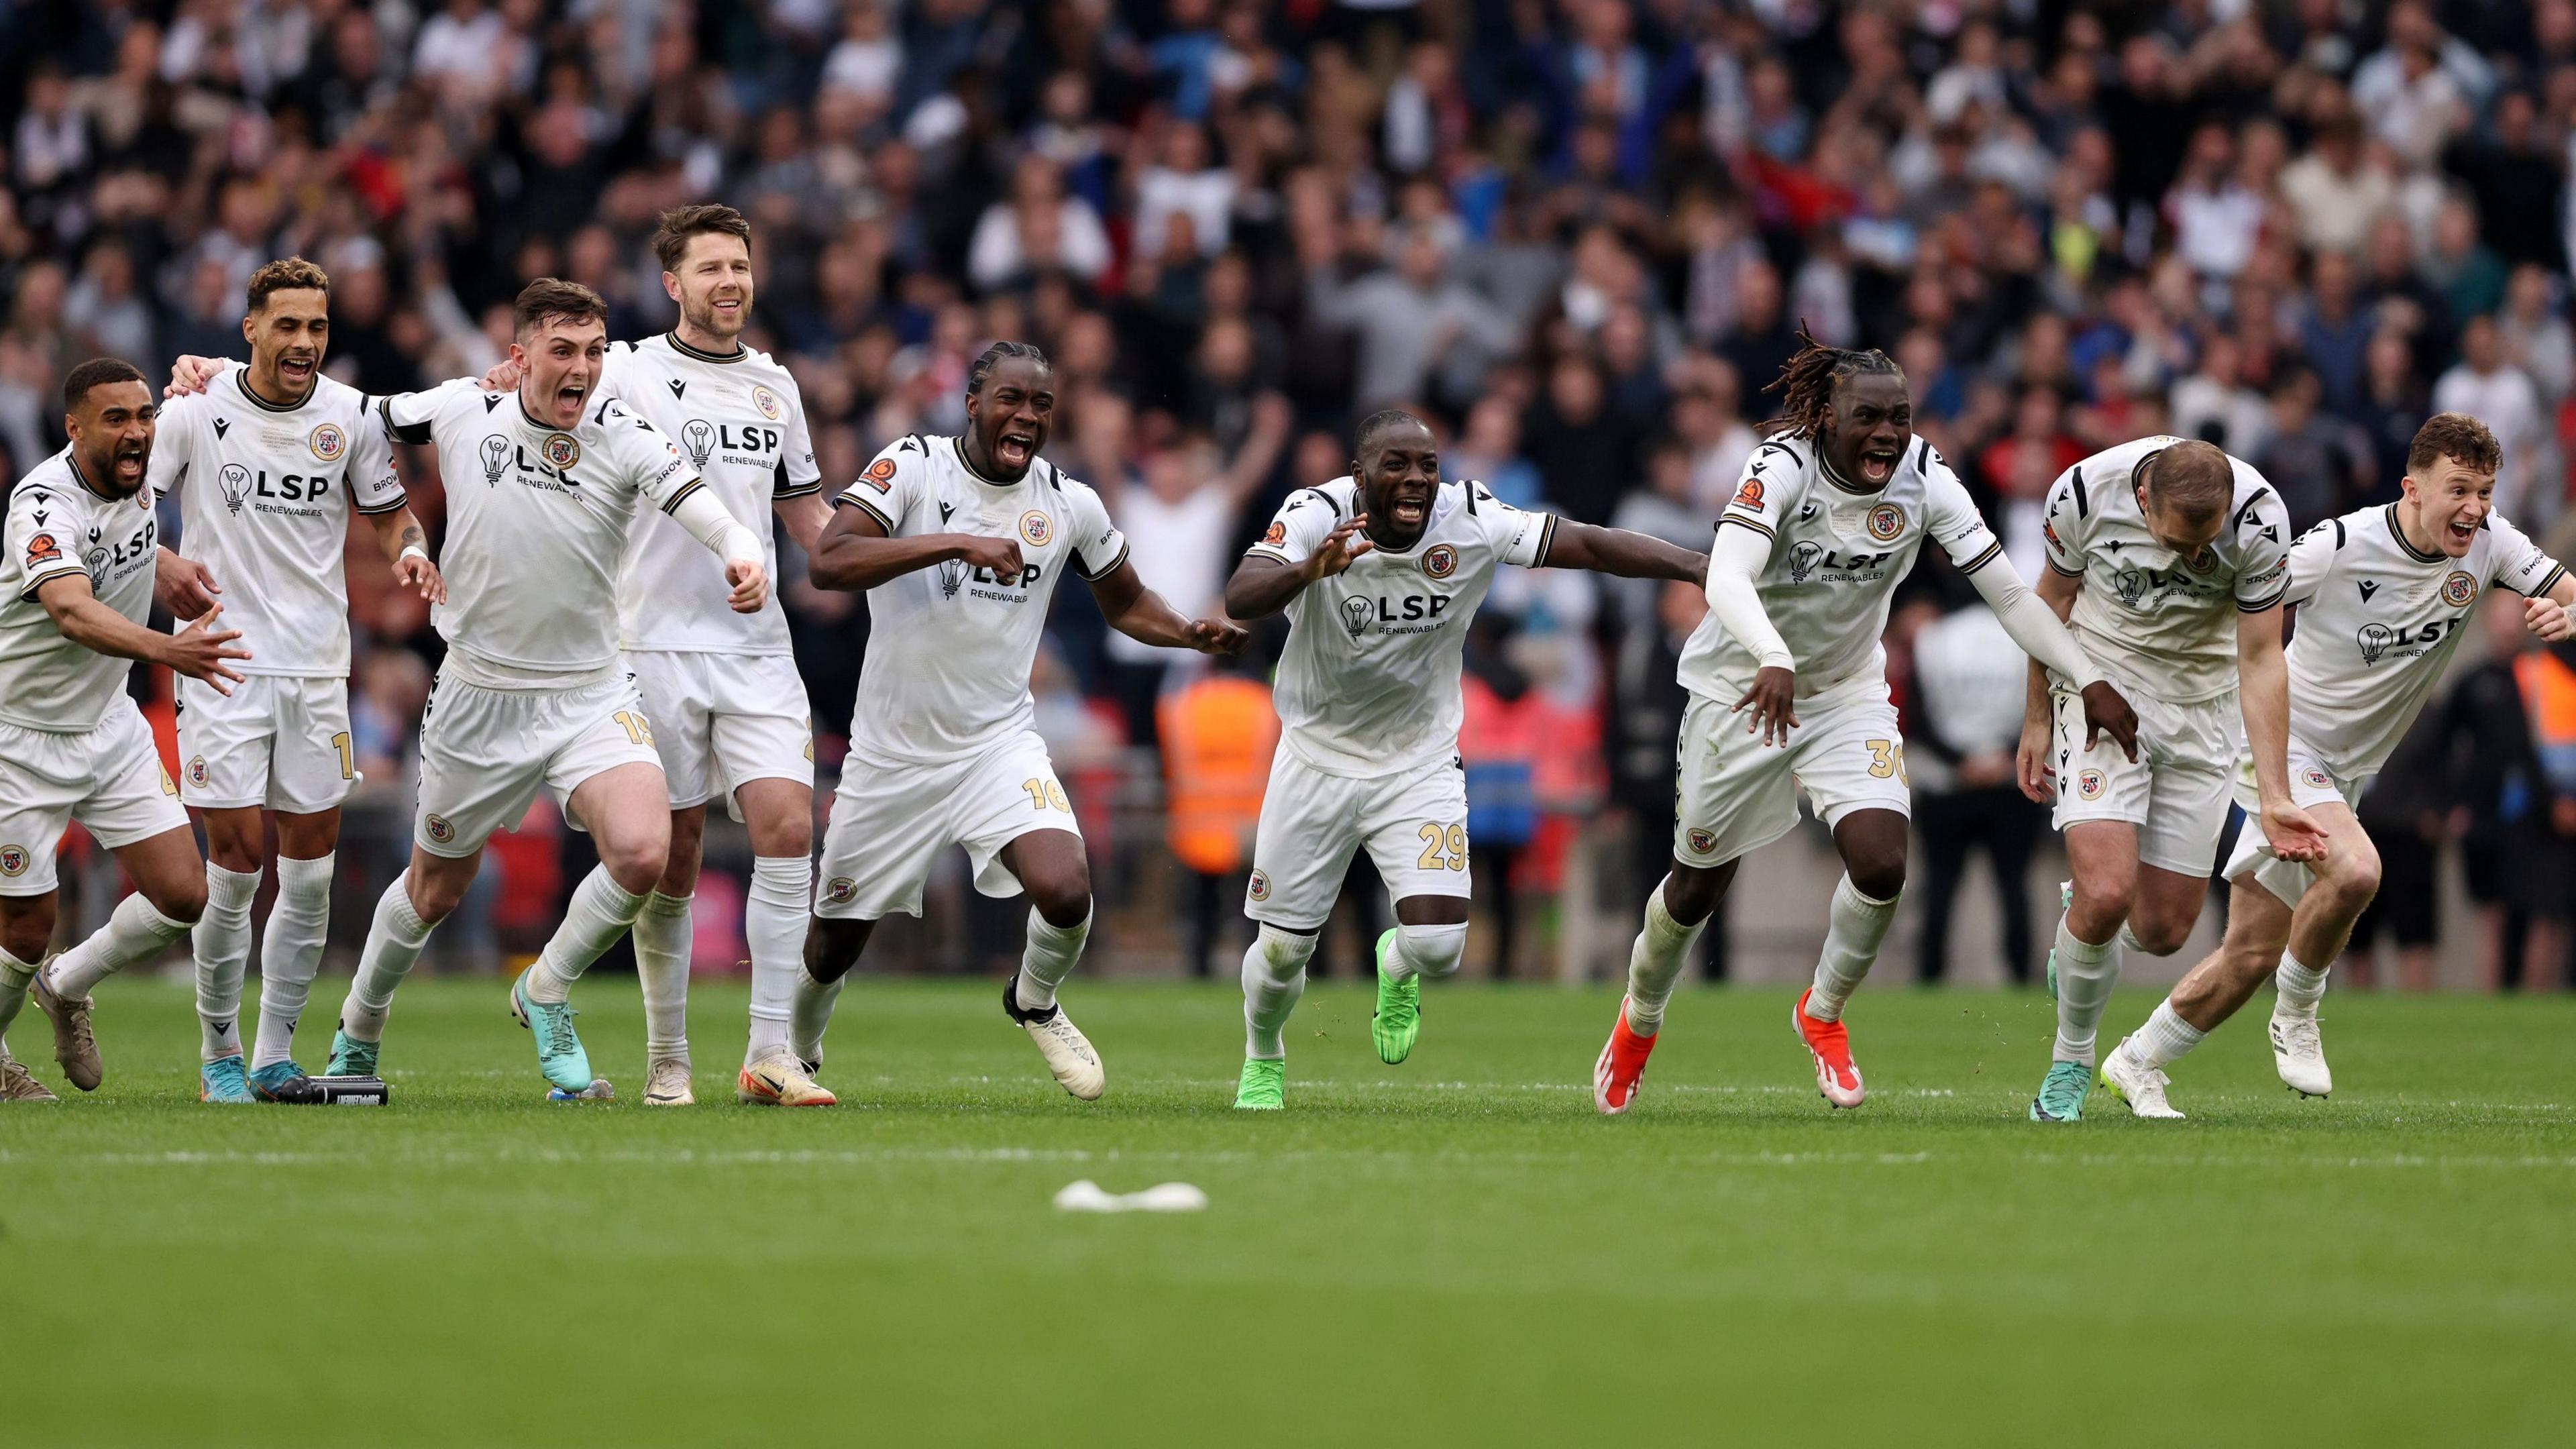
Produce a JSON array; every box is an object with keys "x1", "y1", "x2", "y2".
[
  {"x1": 601, "y1": 334, "x2": 820, "y2": 656},
  {"x1": 2042, "y1": 436, "x2": 2292, "y2": 703},
  {"x1": 0, "y1": 449, "x2": 162, "y2": 731},
  {"x1": 839, "y1": 435, "x2": 1127, "y2": 763},
  {"x1": 148, "y1": 363, "x2": 403, "y2": 676},
  {"x1": 2279, "y1": 504, "x2": 2564, "y2": 777},
  {"x1": 381, "y1": 380, "x2": 700, "y2": 684},
  {"x1": 1680, "y1": 433, "x2": 2002, "y2": 702},
  {"x1": 1248, "y1": 476, "x2": 1554, "y2": 778}
]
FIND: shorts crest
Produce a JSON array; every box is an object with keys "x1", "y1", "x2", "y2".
[
  {"x1": 187, "y1": 756, "x2": 209, "y2": 788},
  {"x1": 2076, "y1": 768, "x2": 2106, "y2": 801},
  {"x1": 0, "y1": 845, "x2": 27, "y2": 877},
  {"x1": 424, "y1": 813, "x2": 455, "y2": 845},
  {"x1": 1247, "y1": 871, "x2": 1270, "y2": 902},
  {"x1": 1685, "y1": 827, "x2": 1717, "y2": 855},
  {"x1": 822, "y1": 876, "x2": 858, "y2": 906}
]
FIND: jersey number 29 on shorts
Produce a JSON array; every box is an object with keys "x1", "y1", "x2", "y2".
[{"x1": 1415, "y1": 822, "x2": 1467, "y2": 871}]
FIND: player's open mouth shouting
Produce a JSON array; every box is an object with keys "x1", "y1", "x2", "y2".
[
  {"x1": 994, "y1": 423, "x2": 1038, "y2": 474},
  {"x1": 1385, "y1": 478, "x2": 1432, "y2": 531},
  {"x1": 277, "y1": 347, "x2": 316, "y2": 390},
  {"x1": 111, "y1": 433, "x2": 149, "y2": 487},
  {"x1": 1854, "y1": 439, "x2": 1902, "y2": 486}
]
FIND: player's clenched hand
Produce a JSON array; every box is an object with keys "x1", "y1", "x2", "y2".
[
  {"x1": 2078, "y1": 680, "x2": 2140, "y2": 763},
  {"x1": 154, "y1": 551, "x2": 221, "y2": 618},
  {"x1": 1184, "y1": 617, "x2": 1250, "y2": 655},
  {"x1": 394, "y1": 551, "x2": 446, "y2": 604},
  {"x1": 954, "y1": 535, "x2": 1023, "y2": 584},
  {"x1": 724, "y1": 559, "x2": 771, "y2": 613},
  {"x1": 1729, "y1": 665, "x2": 1798, "y2": 747},
  {"x1": 1304, "y1": 516, "x2": 1375, "y2": 581},
  {"x1": 163, "y1": 604, "x2": 252, "y2": 694},
  {"x1": 2526, "y1": 595, "x2": 2573, "y2": 642},
  {"x1": 480, "y1": 358, "x2": 525, "y2": 392},
  {"x1": 164, "y1": 354, "x2": 223, "y2": 398},
  {"x1": 2016, "y1": 714, "x2": 2055, "y2": 803},
  {"x1": 2259, "y1": 798, "x2": 2330, "y2": 863}
]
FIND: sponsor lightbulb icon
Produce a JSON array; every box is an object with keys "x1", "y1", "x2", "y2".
[
  {"x1": 2114, "y1": 568, "x2": 2147, "y2": 606},
  {"x1": 1340, "y1": 594, "x2": 1374, "y2": 639},
  {"x1": 219, "y1": 463, "x2": 252, "y2": 516},
  {"x1": 2356, "y1": 622, "x2": 2394, "y2": 664},
  {"x1": 682, "y1": 419, "x2": 714, "y2": 469},
  {"x1": 937, "y1": 558, "x2": 967, "y2": 598},
  {"x1": 1788, "y1": 541, "x2": 1823, "y2": 584},
  {"x1": 478, "y1": 435, "x2": 511, "y2": 486}
]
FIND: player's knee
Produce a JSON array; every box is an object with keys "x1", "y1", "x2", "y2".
[
  {"x1": 148, "y1": 875, "x2": 208, "y2": 925},
  {"x1": 1248, "y1": 924, "x2": 1316, "y2": 984},
  {"x1": 0, "y1": 912, "x2": 53, "y2": 965},
  {"x1": 803, "y1": 918, "x2": 869, "y2": 983},
  {"x1": 2130, "y1": 913, "x2": 2194, "y2": 957},
  {"x1": 203, "y1": 830, "x2": 262, "y2": 875},
  {"x1": 2320, "y1": 851, "x2": 2383, "y2": 916},
  {"x1": 599, "y1": 834, "x2": 671, "y2": 897},
  {"x1": 405, "y1": 868, "x2": 469, "y2": 925},
  {"x1": 1845, "y1": 854, "x2": 1907, "y2": 904},
  {"x1": 1397, "y1": 921, "x2": 1470, "y2": 979},
  {"x1": 1021, "y1": 861, "x2": 1093, "y2": 928},
  {"x1": 1660, "y1": 862, "x2": 1734, "y2": 925}
]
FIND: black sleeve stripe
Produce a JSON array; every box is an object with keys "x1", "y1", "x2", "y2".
[
  {"x1": 1303, "y1": 486, "x2": 1342, "y2": 521},
  {"x1": 1912, "y1": 437, "x2": 1929, "y2": 473},
  {"x1": 659, "y1": 478, "x2": 706, "y2": 515},
  {"x1": 773, "y1": 478, "x2": 824, "y2": 499},
  {"x1": 2331, "y1": 519, "x2": 2346, "y2": 549},
  {"x1": 2069, "y1": 468, "x2": 2090, "y2": 518},
  {"x1": 1955, "y1": 540, "x2": 2004, "y2": 574},
  {"x1": 1075, "y1": 537, "x2": 1130, "y2": 580},
  {"x1": 2237, "y1": 588, "x2": 2287, "y2": 613},
  {"x1": 1717, "y1": 516, "x2": 1774, "y2": 540},
  {"x1": 2046, "y1": 555, "x2": 2084, "y2": 577},
  {"x1": 837, "y1": 494, "x2": 897, "y2": 532},
  {"x1": 2526, "y1": 564, "x2": 2569, "y2": 599},
  {"x1": 354, "y1": 490, "x2": 411, "y2": 515},
  {"x1": 379, "y1": 396, "x2": 433, "y2": 446}
]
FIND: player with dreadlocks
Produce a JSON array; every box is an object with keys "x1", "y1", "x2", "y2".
[
  {"x1": 1593, "y1": 331, "x2": 2140, "y2": 1114},
  {"x1": 794, "y1": 341, "x2": 1249, "y2": 1103}
]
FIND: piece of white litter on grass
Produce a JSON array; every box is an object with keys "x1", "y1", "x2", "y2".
[{"x1": 1053, "y1": 1179, "x2": 1208, "y2": 1213}]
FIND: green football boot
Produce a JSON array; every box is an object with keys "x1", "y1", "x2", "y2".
[
  {"x1": 2029, "y1": 1059, "x2": 2091, "y2": 1122},
  {"x1": 199, "y1": 1055, "x2": 254, "y2": 1104},
  {"x1": 1370, "y1": 929, "x2": 1421, "y2": 1065},
  {"x1": 508, "y1": 976, "x2": 594, "y2": 1094},
  {"x1": 1234, "y1": 1058, "x2": 1285, "y2": 1110},
  {"x1": 325, "y1": 1028, "x2": 378, "y2": 1079}
]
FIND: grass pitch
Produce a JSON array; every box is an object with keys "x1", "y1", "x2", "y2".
[{"x1": 3, "y1": 976, "x2": 2569, "y2": 1448}]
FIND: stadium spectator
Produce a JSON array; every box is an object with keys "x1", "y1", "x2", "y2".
[{"x1": 1904, "y1": 602, "x2": 2045, "y2": 986}]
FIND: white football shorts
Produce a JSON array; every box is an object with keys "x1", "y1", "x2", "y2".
[
  {"x1": 1672, "y1": 674, "x2": 1913, "y2": 869},
  {"x1": 0, "y1": 699, "x2": 189, "y2": 896},
  {"x1": 814, "y1": 729, "x2": 1079, "y2": 920},
  {"x1": 176, "y1": 672, "x2": 357, "y2": 813},
  {"x1": 413, "y1": 672, "x2": 663, "y2": 858},
  {"x1": 2050, "y1": 685, "x2": 2242, "y2": 876},
  {"x1": 2220, "y1": 737, "x2": 2367, "y2": 908},
  {"x1": 624, "y1": 649, "x2": 813, "y2": 816},
  {"x1": 1243, "y1": 749, "x2": 1470, "y2": 932}
]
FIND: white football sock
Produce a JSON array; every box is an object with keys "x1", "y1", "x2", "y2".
[
  {"x1": 2131, "y1": 998, "x2": 2206, "y2": 1069},
  {"x1": 1622, "y1": 883, "x2": 1703, "y2": 1036},
  {"x1": 743, "y1": 855, "x2": 809, "y2": 1063},
  {"x1": 524, "y1": 866, "x2": 647, "y2": 1004},
  {"x1": 633, "y1": 890, "x2": 692, "y2": 1065},
  {"x1": 196, "y1": 862, "x2": 259, "y2": 1062},
  {"x1": 50, "y1": 893, "x2": 192, "y2": 999},
  {"x1": 1012, "y1": 906, "x2": 1089, "y2": 1012},
  {"x1": 1390, "y1": 920, "x2": 1468, "y2": 981},
  {"x1": 2120, "y1": 922, "x2": 2152, "y2": 955},
  {"x1": 790, "y1": 967, "x2": 845, "y2": 1063},
  {"x1": 1241, "y1": 924, "x2": 1315, "y2": 1059},
  {"x1": 253, "y1": 853, "x2": 333, "y2": 1069},
  {"x1": 2050, "y1": 917, "x2": 2121, "y2": 1067},
  {"x1": 2274, "y1": 951, "x2": 2330, "y2": 1017},
  {"x1": 0, "y1": 947, "x2": 37, "y2": 1040},
  {"x1": 1803, "y1": 875, "x2": 1900, "y2": 1023},
  {"x1": 341, "y1": 877, "x2": 434, "y2": 1044}
]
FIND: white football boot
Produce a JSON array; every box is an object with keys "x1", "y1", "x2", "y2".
[
  {"x1": 643, "y1": 1057, "x2": 695, "y2": 1107},
  {"x1": 2098, "y1": 1036, "x2": 2186, "y2": 1119},
  {"x1": 1003, "y1": 980, "x2": 1105, "y2": 1099},
  {"x1": 2269, "y1": 1010, "x2": 2332, "y2": 1097}
]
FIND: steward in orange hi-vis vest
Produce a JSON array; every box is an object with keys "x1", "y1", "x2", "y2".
[{"x1": 1159, "y1": 674, "x2": 1280, "y2": 876}]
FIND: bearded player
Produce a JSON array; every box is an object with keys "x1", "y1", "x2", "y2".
[
  {"x1": 152, "y1": 257, "x2": 445, "y2": 1103},
  {"x1": 2099, "y1": 415, "x2": 2571, "y2": 1116},
  {"x1": 1219, "y1": 410, "x2": 1705, "y2": 1108},
  {"x1": 2014, "y1": 437, "x2": 2328, "y2": 1123},
  {"x1": 795, "y1": 343, "x2": 1245, "y2": 1102},
  {"x1": 1595, "y1": 335, "x2": 2137, "y2": 1116}
]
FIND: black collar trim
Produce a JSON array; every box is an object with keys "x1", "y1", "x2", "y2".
[
  {"x1": 235, "y1": 369, "x2": 311, "y2": 413},
  {"x1": 2385, "y1": 503, "x2": 2445, "y2": 564},
  {"x1": 666, "y1": 331, "x2": 745, "y2": 364}
]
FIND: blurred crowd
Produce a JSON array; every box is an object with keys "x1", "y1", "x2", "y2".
[{"x1": 7, "y1": 0, "x2": 2576, "y2": 984}]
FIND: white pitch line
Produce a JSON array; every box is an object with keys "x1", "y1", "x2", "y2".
[{"x1": 7, "y1": 1148, "x2": 2575, "y2": 1171}]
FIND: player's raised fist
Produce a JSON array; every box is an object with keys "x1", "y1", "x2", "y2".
[
  {"x1": 164, "y1": 603, "x2": 252, "y2": 694},
  {"x1": 2526, "y1": 594, "x2": 2573, "y2": 642},
  {"x1": 1730, "y1": 665, "x2": 1799, "y2": 747},
  {"x1": 1184, "y1": 617, "x2": 1251, "y2": 655},
  {"x1": 724, "y1": 558, "x2": 771, "y2": 613},
  {"x1": 1305, "y1": 515, "x2": 1375, "y2": 580},
  {"x1": 955, "y1": 535, "x2": 1023, "y2": 584},
  {"x1": 2078, "y1": 680, "x2": 2140, "y2": 762}
]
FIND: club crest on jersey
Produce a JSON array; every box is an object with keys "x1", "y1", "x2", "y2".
[
  {"x1": 822, "y1": 877, "x2": 858, "y2": 906},
  {"x1": 219, "y1": 463, "x2": 252, "y2": 515},
  {"x1": 1020, "y1": 511, "x2": 1052, "y2": 547},
  {"x1": 542, "y1": 433, "x2": 581, "y2": 471},
  {"x1": 309, "y1": 422, "x2": 346, "y2": 462},
  {"x1": 2443, "y1": 570, "x2": 2478, "y2": 607},
  {"x1": 1866, "y1": 502, "x2": 1905, "y2": 541},
  {"x1": 478, "y1": 435, "x2": 511, "y2": 486},
  {"x1": 680, "y1": 419, "x2": 714, "y2": 469},
  {"x1": 1247, "y1": 871, "x2": 1270, "y2": 902},
  {"x1": 2302, "y1": 767, "x2": 2334, "y2": 790},
  {"x1": 1340, "y1": 594, "x2": 1375, "y2": 639},
  {"x1": 751, "y1": 384, "x2": 782, "y2": 421},
  {"x1": 1732, "y1": 478, "x2": 1766, "y2": 511},
  {"x1": 2356, "y1": 622, "x2": 2395, "y2": 663},
  {"x1": 0, "y1": 845, "x2": 25, "y2": 877},
  {"x1": 1421, "y1": 543, "x2": 1458, "y2": 579},
  {"x1": 1686, "y1": 828, "x2": 1717, "y2": 855},
  {"x1": 187, "y1": 756, "x2": 209, "y2": 788},
  {"x1": 424, "y1": 814, "x2": 455, "y2": 845},
  {"x1": 2076, "y1": 768, "x2": 2106, "y2": 801},
  {"x1": 1788, "y1": 541, "x2": 1823, "y2": 584}
]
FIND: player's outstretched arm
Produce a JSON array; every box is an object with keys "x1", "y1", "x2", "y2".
[
  {"x1": 1090, "y1": 557, "x2": 1249, "y2": 655},
  {"x1": 663, "y1": 483, "x2": 772, "y2": 612},
  {"x1": 365, "y1": 506, "x2": 446, "y2": 604},
  {"x1": 1536, "y1": 520, "x2": 1708, "y2": 582},
  {"x1": 1223, "y1": 514, "x2": 1373, "y2": 619},
  {"x1": 807, "y1": 496, "x2": 1021, "y2": 592},
  {"x1": 1960, "y1": 553, "x2": 2137, "y2": 762},
  {"x1": 37, "y1": 575, "x2": 250, "y2": 693},
  {"x1": 2017, "y1": 564, "x2": 2082, "y2": 802},
  {"x1": 2237, "y1": 601, "x2": 2328, "y2": 862},
  {"x1": 1703, "y1": 518, "x2": 1799, "y2": 747}
]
